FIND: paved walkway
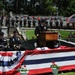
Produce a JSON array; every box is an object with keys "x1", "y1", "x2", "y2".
[{"x1": 20, "y1": 27, "x2": 75, "y2": 31}]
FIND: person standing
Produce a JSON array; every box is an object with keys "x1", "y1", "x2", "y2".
[
  {"x1": 28, "y1": 17, "x2": 31, "y2": 28},
  {"x1": 5, "y1": 16, "x2": 10, "y2": 35},
  {"x1": 0, "y1": 15, "x2": 3, "y2": 26},
  {"x1": 34, "y1": 19, "x2": 48, "y2": 47},
  {"x1": 35, "y1": 19, "x2": 48, "y2": 36},
  {"x1": 24, "y1": 17, "x2": 26, "y2": 27},
  {"x1": 33, "y1": 17, "x2": 36, "y2": 27},
  {"x1": 20, "y1": 18, "x2": 22, "y2": 27},
  {"x1": 11, "y1": 18, "x2": 15, "y2": 27}
]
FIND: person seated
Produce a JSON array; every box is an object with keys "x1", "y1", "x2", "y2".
[
  {"x1": 0, "y1": 31, "x2": 11, "y2": 51},
  {"x1": 73, "y1": 32, "x2": 75, "y2": 38},
  {"x1": 68, "y1": 31, "x2": 73, "y2": 39},
  {"x1": 54, "y1": 42, "x2": 59, "y2": 48},
  {"x1": 9, "y1": 30, "x2": 26, "y2": 50}
]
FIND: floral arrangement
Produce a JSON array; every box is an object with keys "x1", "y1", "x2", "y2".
[
  {"x1": 18, "y1": 65, "x2": 28, "y2": 73},
  {"x1": 50, "y1": 61, "x2": 60, "y2": 69}
]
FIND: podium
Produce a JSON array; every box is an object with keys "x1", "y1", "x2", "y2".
[{"x1": 37, "y1": 31, "x2": 58, "y2": 48}]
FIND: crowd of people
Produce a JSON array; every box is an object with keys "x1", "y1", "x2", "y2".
[
  {"x1": 0, "y1": 17, "x2": 60, "y2": 51},
  {"x1": 0, "y1": 14, "x2": 75, "y2": 29},
  {"x1": 0, "y1": 13, "x2": 75, "y2": 51},
  {"x1": 0, "y1": 30, "x2": 26, "y2": 51}
]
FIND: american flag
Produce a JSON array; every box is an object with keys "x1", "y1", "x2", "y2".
[
  {"x1": 0, "y1": 47, "x2": 75, "y2": 75},
  {"x1": 67, "y1": 14, "x2": 75, "y2": 23},
  {"x1": 23, "y1": 48, "x2": 75, "y2": 75},
  {"x1": 0, "y1": 51, "x2": 26, "y2": 75}
]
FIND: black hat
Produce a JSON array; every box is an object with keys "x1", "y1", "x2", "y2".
[
  {"x1": 0, "y1": 32, "x2": 4, "y2": 36},
  {"x1": 13, "y1": 30, "x2": 18, "y2": 34},
  {"x1": 40, "y1": 19, "x2": 46, "y2": 22}
]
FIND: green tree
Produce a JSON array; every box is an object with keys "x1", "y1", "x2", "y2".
[
  {"x1": 2, "y1": 0, "x2": 75, "y2": 16},
  {"x1": 58, "y1": 0, "x2": 70, "y2": 16},
  {"x1": 55, "y1": 0, "x2": 75, "y2": 16},
  {"x1": 35, "y1": 0, "x2": 57, "y2": 15},
  {"x1": 67, "y1": 0, "x2": 75, "y2": 16},
  {"x1": 0, "y1": 1, "x2": 5, "y2": 10},
  {"x1": 0, "y1": 1, "x2": 5, "y2": 15}
]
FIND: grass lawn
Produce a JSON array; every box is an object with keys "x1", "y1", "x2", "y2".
[
  {"x1": 49, "y1": 71, "x2": 75, "y2": 75},
  {"x1": 25, "y1": 29, "x2": 72, "y2": 40},
  {"x1": 58, "y1": 30, "x2": 70, "y2": 39},
  {"x1": 58, "y1": 72, "x2": 75, "y2": 75},
  {"x1": 25, "y1": 30, "x2": 36, "y2": 39}
]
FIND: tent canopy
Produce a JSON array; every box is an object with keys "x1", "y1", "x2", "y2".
[{"x1": 67, "y1": 14, "x2": 75, "y2": 23}]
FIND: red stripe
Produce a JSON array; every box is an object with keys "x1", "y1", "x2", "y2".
[
  {"x1": 0, "y1": 51, "x2": 26, "y2": 75},
  {"x1": 0, "y1": 52, "x2": 13, "y2": 56},
  {"x1": 0, "y1": 71, "x2": 21, "y2": 75},
  {"x1": 28, "y1": 64, "x2": 75, "y2": 75},
  {"x1": 25, "y1": 47, "x2": 75, "y2": 55},
  {"x1": 15, "y1": 71, "x2": 21, "y2": 75}
]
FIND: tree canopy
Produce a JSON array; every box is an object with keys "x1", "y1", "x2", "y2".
[
  {"x1": 0, "y1": 1, "x2": 5, "y2": 10},
  {"x1": 1, "y1": 0, "x2": 75, "y2": 16}
]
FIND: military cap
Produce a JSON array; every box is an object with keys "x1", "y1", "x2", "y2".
[
  {"x1": 13, "y1": 30, "x2": 18, "y2": 34},
  {"x1": 40, "y1": 19, "x2": 46, "y2": 22},
  {"x1": 0, "y1": 32, "x2": 4, "y2": 36}
]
